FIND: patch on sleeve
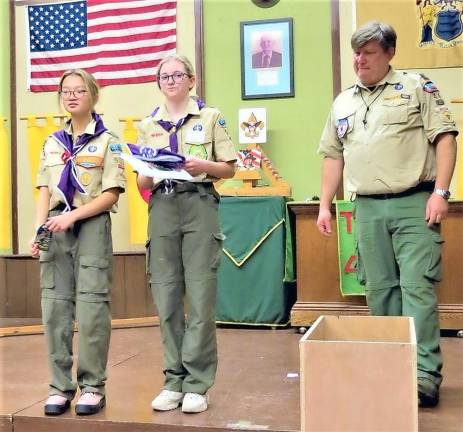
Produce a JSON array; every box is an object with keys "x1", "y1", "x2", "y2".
[
  {"x1": 435, "y1": 106, "x2": 455, "y2": 123},
  {"x1": 423, "y1": 81, "x2": 439, "y2": 93},
  {"x1": 336, "y1": 118, "x2": 349, "y2": 139},
  {"x1": 109, "y1": 143, "x2": 123, "y2": 153},
  {"x1": 217, "y1": 118, "x2": 227, "y2": 127}
]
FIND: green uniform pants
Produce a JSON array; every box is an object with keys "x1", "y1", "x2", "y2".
[
  {"x1": 147, "y1": 183, "x2": 223, "y2": 394},
  {"x1": 40, "y1": 211, "x2": 112, "y2": 400},
  {"x1": 355, "y1": 191, "x2": 443, "y2": 387}
]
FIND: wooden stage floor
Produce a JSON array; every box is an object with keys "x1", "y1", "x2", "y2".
[{"x1": 1, "y1": 326, "x2": 462, "y2": 432}]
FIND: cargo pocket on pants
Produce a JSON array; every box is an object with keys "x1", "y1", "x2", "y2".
[
  {"x1": 39, "y1": 251, "x2": 55, "y2": 294},
  {"x1": 211, "y1": 232, "x2": 226, "y2": 270},
  {"x1": 424, "y1": 234, "x2": 444, "y2": 283},
  {"x1": 145, "y1": 239, "x2": 151, "y2": 276},
  {"x1": 78, "y1": 255, "x2": 110, "y2": 302},
  {"x1": 355, "y1": 243, "x2": 367, "y2": 286}
]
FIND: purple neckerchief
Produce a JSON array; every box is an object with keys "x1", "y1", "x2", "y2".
[
  {"x1": 151, "y1": 98, "x2": 205, "y2": 153},
  {"x1": 126, "y1": 144, "x2": 185, "y2": 169},
  {"x1": 52, "y1": 113, "x2": 107, "y2": 212}
]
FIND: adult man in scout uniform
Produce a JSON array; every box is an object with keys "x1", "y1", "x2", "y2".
[{"x1": 316, "y1": 21, "x2": 458, "y2": 407}]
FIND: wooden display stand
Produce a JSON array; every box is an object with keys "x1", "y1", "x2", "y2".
[
  {"x1": 215, "y1": 144, "x2": 291, "y2": 196},
  {"x1": 288, "y1": 202, "x2": 463, "y2": 330},
  {"x1": 300, "y1": 315, "x2": 417, "y2": 432}
]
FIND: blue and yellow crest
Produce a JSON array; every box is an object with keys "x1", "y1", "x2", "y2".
[{"x1": 417, "y1": 0, "x2": 463, "y2": 46}]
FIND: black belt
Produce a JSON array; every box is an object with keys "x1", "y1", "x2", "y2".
[
  {"x1": 357, "y1": 182, "x2": 435, "y2": 200},
  {"x1": 155, "y1": 181, "x2": 219, "y2": 201},
  {"x1": 156, "y1": 181, "x2": 215, "y2": 193},
  {"x1": 51, "y1": 203, "x2": 75, "y2": 211}
]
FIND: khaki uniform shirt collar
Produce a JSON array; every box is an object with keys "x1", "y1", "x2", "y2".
[
  {"x1": 152, "y1": 97, "x2": 200, "y2": 122},
  {"x1": 63, "y1": 117, "x2": 98, "y2": 137},
  {"x1": 355, "y1": 67, "x2": 401, "y2": 91}
]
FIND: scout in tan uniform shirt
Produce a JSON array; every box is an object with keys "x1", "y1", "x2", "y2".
[
  {"x1": 136, "y1": 55, "x2": 236, "y2": 414},
  {"x1": 29, "y1": 69, "x2": 126, "y2": 416},
  {"x1": 316, "y1": 22, "x2": 458, "y2": 408}
]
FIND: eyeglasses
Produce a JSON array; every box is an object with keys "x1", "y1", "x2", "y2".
[
  {"x1": 158, "y1": 72, "x2": 188, "y2": 84},
  {"x1": 60, "y1": 89, "x2": 88, "y2": 99}
]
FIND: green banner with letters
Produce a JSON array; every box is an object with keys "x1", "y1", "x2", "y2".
[{"x1": 336, "y1": 201, "x2": 365, "y2": 296}]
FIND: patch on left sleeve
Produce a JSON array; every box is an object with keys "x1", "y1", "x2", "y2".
[
  {"x1": 109, "y1": 143, "x2": 123, "y2": 153},
  {"x1": 423, "y1": 81, "x2": 439, "y2": 94}
]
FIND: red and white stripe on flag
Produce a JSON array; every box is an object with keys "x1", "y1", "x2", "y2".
[
  {"x1": 26, "y1": 0, "x2": 177, "y2": 92},
  {"x1": 249, "y1": 148, "x2": 262, "y2": 168},
  {"x1": 237, "y1": 149, "x2": 262, "y2": 169}
]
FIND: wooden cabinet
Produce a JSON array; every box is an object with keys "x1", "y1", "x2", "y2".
[{"x1": 288, "y1": 202, "x2": 463, "y2": 329}]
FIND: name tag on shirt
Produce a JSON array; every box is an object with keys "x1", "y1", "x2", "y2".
[{"x1": 185, "y1": 128, "x2": 206, "y2": 144}]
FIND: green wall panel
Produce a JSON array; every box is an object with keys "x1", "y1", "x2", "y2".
[{"x1": 203, "y1": 0, "x2": 333, "y2": 200}]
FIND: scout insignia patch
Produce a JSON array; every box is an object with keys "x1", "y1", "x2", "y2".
[
  {"x1": 35, "y1": 224, "x2": 52, "y2": 251},
  {"x1": 240, "y1": 112, "x2": 265, "y2": 139},
  {"x1": 423, "y1": 81, "x2": 438, "y2": 93},
  {"x1": 88, "y1": 145, "x2": 98, "y2": 152},
  {"x1": 218, "y1": 118, "x2": 227, "y2": 127},
  {"x1": 336, "y1": 118, "x2": 349, "y2": 139},
  {"x1": 80, "y1": 172, "x2": 92, "y2": 186},
  {"x1": 394, "y1": 83, "x2": 403, "y2": 90},
  {"x1": 193, "y1": 123, "x2": 203, "y2": 131},
  {"x1": 435, "y1": 106, "x2": 454, "y2": 122},
  {"x1": 109, "y1": 143, "x2": 122, "y2": 153},
  {"x1": 188, "y1": 144, "x2": 208, "y2": 159}
]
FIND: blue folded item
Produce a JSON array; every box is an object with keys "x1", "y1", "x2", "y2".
[{"x1": 126, "y1": 143, "x2": 185, "y2": 169}]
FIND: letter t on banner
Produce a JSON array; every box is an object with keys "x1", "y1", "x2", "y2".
[{"x1": 336, "y1": 201, "x2": 365, "y2": 296}]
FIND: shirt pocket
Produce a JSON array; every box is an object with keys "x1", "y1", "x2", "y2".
[
  {"x1": 75, "y1": 155, "x2": 104, "y2": 168},
  {"x1": 44, "y1": 152, "x2": 65, "y2": 167},
  {"x1": 382, "y1": 99, "x2": 409, "y2": 125},
  {"x1": 185, "y1": 134, "x2": 212, "y2": 160}
]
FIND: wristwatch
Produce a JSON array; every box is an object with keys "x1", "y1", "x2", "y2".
[{"x1": 434, "y1": 188, "x2": 451, "y2": 200}]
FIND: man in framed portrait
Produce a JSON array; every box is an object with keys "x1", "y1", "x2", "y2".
[{"x1": 252, "y1": 33, "x2": 282, "y2": 68}]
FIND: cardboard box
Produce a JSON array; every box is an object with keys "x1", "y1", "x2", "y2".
[{"x1": 300, "y1": 315, "x2": 417, "y2": 432}]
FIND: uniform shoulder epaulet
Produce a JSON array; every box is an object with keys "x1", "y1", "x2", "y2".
[
  {"x1": 106, "y1": 130, "x2": 119, "y2": 139},
  {"x1": 419, "y1": 73, "x2": 431, "y2": 82},
  {"x1": 335, "y1": 85, "x2": 355, "y2": 100}
]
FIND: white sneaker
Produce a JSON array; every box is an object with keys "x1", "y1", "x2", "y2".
[
  {"x1": 151, "y1": 389, "x2": 183, "y2": 411},
  {"x1": 181, "y1": 392, "x2": 209, "y2": 413}
]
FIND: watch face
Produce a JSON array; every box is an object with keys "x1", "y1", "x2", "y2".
[{"x1": 435, "y1": 189, "x2": 451, "y2": 199}]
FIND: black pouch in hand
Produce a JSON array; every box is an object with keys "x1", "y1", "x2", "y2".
[{"x1": 35, "y1": 224, "x2": 52, "y2": 251}]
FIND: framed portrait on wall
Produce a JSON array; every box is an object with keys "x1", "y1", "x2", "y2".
[{"x1": 240, "y1": 18, "x2": 294, "y2": 99}]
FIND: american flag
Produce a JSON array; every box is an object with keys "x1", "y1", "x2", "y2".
[
  {"x1": 237, "y1": 148, "x2": 262, "y2": 169},
  {"x1": 26, "y1": 0, "x2": 177, "y2": 92}
]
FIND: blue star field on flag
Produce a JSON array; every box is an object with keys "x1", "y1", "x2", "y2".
[{"x1": 28, "y1": 1, "x2": 87, "y2": 52}]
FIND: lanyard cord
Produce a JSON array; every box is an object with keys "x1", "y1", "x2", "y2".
[{"x1": 359, "y1": 84, "x2": 387, "y2": 128}]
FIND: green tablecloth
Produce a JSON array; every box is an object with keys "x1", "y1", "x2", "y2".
[{"x1": 217, "y1": 196, "x2": 296, "y2": 326}]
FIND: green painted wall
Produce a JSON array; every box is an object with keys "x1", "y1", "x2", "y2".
[
  {"x1": 0, "y1": 1, "x2": 10, "y2": 120},
  {"x1": 203, "y1": 0, "x2": 333, "y2": 200}
]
